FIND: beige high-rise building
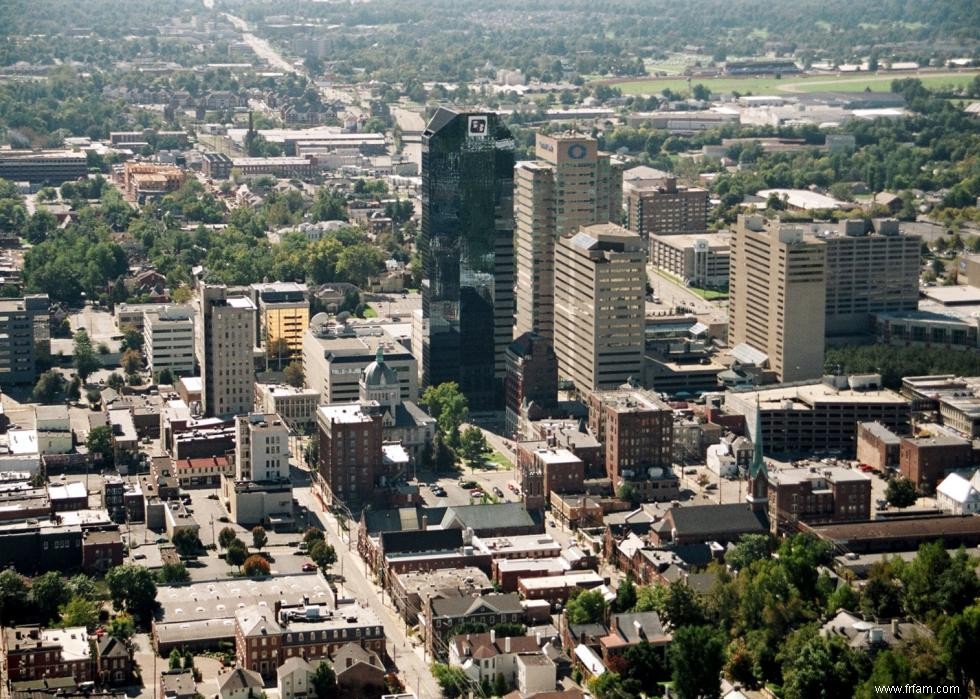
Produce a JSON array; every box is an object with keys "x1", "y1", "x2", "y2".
[
  {"x1": 728, "y1": 215, "x2": 827, "y2": 383},
  {"x1": 514, "y1": 133, "x2": 622, "y2": 343},
  {"x1": 197, "y1": 284, "x2": 257, "y2": 418},
  {"x1": 553, "y1": 223, "x2": 646, "y2": 393}
]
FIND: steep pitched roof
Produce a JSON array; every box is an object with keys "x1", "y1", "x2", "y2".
[
  {"x1": 218, "y1": 668, "x2": 263, "y2": 695},
  {"x1": 430, "y1": 593, "x2": 523, "y2": 619},
  {"x1": 667, "y1": 504, "x2": 768, "y2": 539},
  {"x1": 440, "y1": 503, "x2": 536, "y2": 532}
]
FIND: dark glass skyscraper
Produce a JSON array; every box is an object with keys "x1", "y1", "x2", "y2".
[{"x1": 420, "y1": 108, "x2": 515, "y2": 410}]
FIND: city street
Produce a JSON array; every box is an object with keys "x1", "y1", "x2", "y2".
[{"x1": 292, "y1": 482, "x2": 441, "y2": 699}]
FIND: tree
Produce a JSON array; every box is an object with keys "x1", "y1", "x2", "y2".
[
  {"x1": 218, "y1": 527, "x2": 238, "y2": 550},
  {"x1": 251, "y1": 526, "x2": 268, "y2": 551},
  {"x1": 492, "y1": 672, "x2": 509, "y2": 697},
  {"x1": 32, "y1": 370, "x2": 67, "y2": 404},
  {"x1": 303, "y1": 528, "x2": 325, "y2": 547},
  {"x1": 30, "y1": 571, "x2": 70, "y2": 622},
  {"x1": 73, "y1": 330, "x2": 100, "y2": 382},
  {"x1": 309, "y1": 540, "x2": 337, "y2": 571},
  {"x1": 86, "y1": 425, "x2": 113, "y2": 464},
  {"x1": 59, "y1": 596, "x2": 100, "y2": 629},
  {"x1": 692, "y1": 83, "x2": 711, "y2": 101},
  {"x1": 726, "y1": 534, "x2": 771, "y2": 571},
  {"x1": 158, "y1": 562, "x2": 190, "y2": 584},
  {"x1": 615, "y1": 577, "x2": 637, "y2": 613},
  {"x1": 243, "y1": 555, "x2": 271, "y2": 577},
  {"x1": 121, "y1": 349, "x2": 142, "y2": 374},
  {"x1": 169, "y1": 648, "x2": 183, "y2": 670},
  {"x1": 421, "y1": 382, "x2": 469, "y2": 447},
  {"x1": 107, "y1": 613, "x2": 137, "y2": 643},
  {"x1": 105, "y1": 565, "x2": 157, "y2": 618},
  {"x1": 284, "y1": 361, "x2": 304, "y2": 387},
  {"x1": 68, "y1": 574, "x2": 98, "y2": 601},
  {"x1": 458, "y1": 426, "x2": 489, "y2": 468},
  {"x1": 663, "y1": 583, "x2": 706, "y2": 629},
  {"x1": 782, "y1": 635, "x2": 865, "y2": 699},
  {"x1": 172, "y1": 529, "x2": 201, "y2": 557},
  {"x1": 226, "y1": 539, "x2": 248, "y2": 570},
  {"x1": 157, "y1": 368, "x2": 175, "y2": 386},
  {"x1": 886, "y1": 477, "x2": 917, "y2": 508},
  {"x1": 589, "y1": 672, "x2": 629, "y2": 699},
  {"x1": 940, "y1": 604, "x2": 980, "y2": 690},
  {"x1": 311, "y1": 660, "x2": 339, "y2": 699},
  {"x1": 0, "y1": 569, "x2": 30, "y2": 623},
  {"x1": 622, "y1": 641, "x2": 670, "y2": 693},
  {"x1": 106, "y1": 372, "x2": 125, "y2": 391},
  {"x1": 565, "y1": 589, "x2": 607, "y2": 625},
  {"x1": 25, "y1": 210, "x2": 57, "y2": 244},
  {"x1": 431, "y1": 663, "x2": 469, "y2": 698},
  {"x1": 670, "y1": 625, "x2": 725, "y2": 699}
]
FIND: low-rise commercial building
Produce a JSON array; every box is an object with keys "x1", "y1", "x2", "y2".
[
  {"x1": 3, "y1": 627, "x2": 93, "y2": 684},
  {"x1": 647, "y1": 232, "x2": 730, "y2": 288},
  {"x1": 856, "y1": 422, "x2": 902, "y2": 470},
  {"x1": 767, "y1": 464, "x2": 872, "y2": 526},
  {"x1": 254, "y1": 383, "x2": 320, "y2": 429},
  {"x1": 900, "y1": 431, "x2": 974, "y2": 492}
]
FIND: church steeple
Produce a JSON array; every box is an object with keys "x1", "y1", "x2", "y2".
[
  {"x1": 746, "y1": 395, "x2": 769, "y2": 512},
  {"x1": 749, "y1": 396, "x2": 767, "y2": 480}
]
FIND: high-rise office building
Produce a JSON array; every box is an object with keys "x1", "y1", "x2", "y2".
[
  {"x1": 0, "y1": 299, "x2": 38, "y2": 384},
  {"x1": 819, "y1": 219, "x2": 920, "y2": 337},
  {"x1": 420, "y1": 108, "x2": 514, "y2": 409},
  {"x1": 143, "y1": 305, "x2": 195, "y2": 377},
  {"x1": 235, "y1": 413, "x2": 289, "y2": 482},
  {"x1": 514, "y1": 133, "x2": 622, "y2": 342},
  {"x1": 249, "y1": 282, "x2": 309, "y2": 360},
  {"x1": 625, "y1": 177, "x2": 709, "y2": 241},
  {"x1": 553, "y1": 223, "x2": 646, "y2": 393},
  {"x1": 504, "y1": 332, "x2": 559, "y2": 437},
  {"x1": 728, "y1": 215, "x2": 827, "y2": 382},
  {"x1": 197, "y1": 284, "x2": 256, "y2": 418}
]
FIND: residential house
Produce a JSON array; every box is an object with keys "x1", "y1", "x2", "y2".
[
  {"x1": 936, "y1": 471, "x2": 980, "y2": 514},
  {"x1": 159, "y1": 669, "x2": 195, "y2": 699},
  {"x1": 276, "y1": 657, "x2": 314, "y2": 699},
  {"x1": 333, "y1": 643, "x2": 386, "y2": 699},
  {"x1": 94, "y1": 636, "x2": 132, "y2": 687},
  {"x1": 449, "y1": 631, "x2": 555, "y2": 695},
  {"x1": 217, "y1": 668, "x2": 263, "y2": 699}
]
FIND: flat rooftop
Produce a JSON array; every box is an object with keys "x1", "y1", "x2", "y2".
[
  {"x1": 732, "y1": 383, "x2": 908, "y2": 409},
  {"x1": 317, "y1": 403, "x2": 374, "y2": 425},
  {"x1": 156, "y1": 574, "x2": 334, "y2": 625},
  {"x1": 769, "y1": 465, "x2": 871, "y2": 486}
]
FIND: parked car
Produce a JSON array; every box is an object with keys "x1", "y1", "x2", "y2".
[
  {"x1": 493, "y1": 486, "x2": 504, "y2": 497},
  {"x1": 470, "y1": 489, "x2": 485, "y2": 498},
  {"x1": 302, "y1": 562, "x2": 317, "y2": 572}
]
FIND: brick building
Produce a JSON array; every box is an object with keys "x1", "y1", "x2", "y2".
[
  {"x1": 516, "y1": 444, "x2": 585, "y2": 512},
  {"x1": 2, "y1": 627, "x2": 94, "y2": 684},
  {"x1": 316, "y1": 403, "x2": 383, "y2": 508},
  {"x1": 900, "y1": 433, "x2": 974, "y2": 492},
  {"x1": 588, "y1": 386, "x2": 675, "y2": 500},
  {"x1": 767, "y1": 465, "x2": 872, "y2": 526},
  {"x1": 856, "y1": 422, "x2": 902, "y2": 470},
  {"x1": 427, "y1": 593, "x2": 525, "y2": 660},
  {"x1": 505, "y1": 333, "x2": 559, "y2": 437},
  {"x1": 235, "y1": 605, "x2": 385, "y2": 680}
]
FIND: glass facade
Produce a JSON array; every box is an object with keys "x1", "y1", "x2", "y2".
[{"x1": 420, "y1": 108, "x2": 514, "y2": 409}]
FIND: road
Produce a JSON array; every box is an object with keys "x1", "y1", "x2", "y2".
[
  {"x1": 648, "y1": 265, "x2": 728, "y2": 323},
  {"x1": 222, "y1": 12, "x2": 301, "y2": 75},
  {"x1": 292, "y1": 481, "x2": 442, "y2": 699}
]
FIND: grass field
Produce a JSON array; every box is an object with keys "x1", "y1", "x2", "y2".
[
  {"x1": 689, "y1": 287, "x2": 728, "y2": 301},
  {"x1": 610, "y1": 71, "x2": 979, "y2": 97}
]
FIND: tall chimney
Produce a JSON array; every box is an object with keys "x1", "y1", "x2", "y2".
[
  {"x1": 490, "y1": 629, "x2": 496, "y2": 645},
  {"x1": 504, "y1": 636, "x2": 511, "y2": 653}
]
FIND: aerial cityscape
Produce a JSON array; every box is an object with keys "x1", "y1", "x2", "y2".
[{"x1": 0, "y1": 1, "x2": 979, "y2": 698}]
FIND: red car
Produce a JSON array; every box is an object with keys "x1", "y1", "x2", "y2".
[{"x1": 302, "y1": 562, "x2": 317, "y2": 572}]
